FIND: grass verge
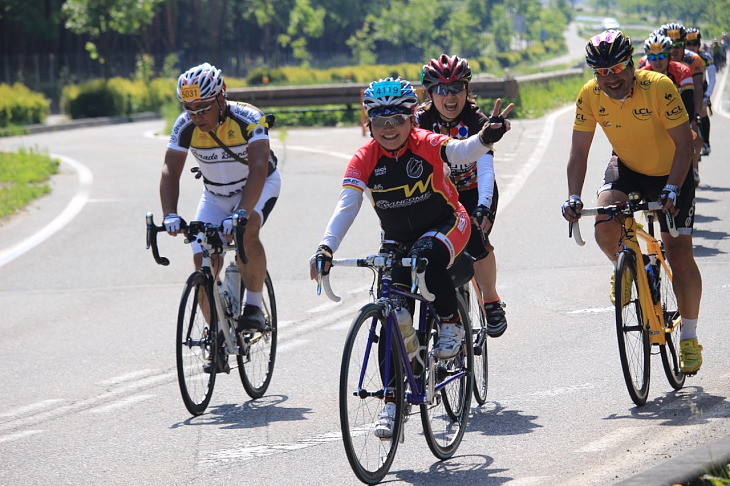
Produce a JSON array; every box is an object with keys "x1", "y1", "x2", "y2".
[{"x1": 0, "y1": 148, "x2": 60, "y2": 219}]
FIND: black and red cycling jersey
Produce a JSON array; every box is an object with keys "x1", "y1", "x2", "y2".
[{"x1": 344, "y1": 128, "x2": 468, "y2": 243}]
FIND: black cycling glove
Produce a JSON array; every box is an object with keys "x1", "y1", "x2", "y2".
[{"x1": 479, "y1": 115, "x2": 508, "y2": 145}]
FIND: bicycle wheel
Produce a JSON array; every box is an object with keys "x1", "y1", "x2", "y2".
[
  {"x1": 657, "y1": 259, "x2": 685, "y2": 389},
  {"x1": 176, "y1": 272, "x2": 217, "y2": 416},
  {"x1": 340, "y1": 303, "x2": 403, "y2": 485},
  {"x1": 466, "y1": 280, "x2": 488, "y2": 405},
  {"x1": 237, "y1": 271, "x2": 277, "y2": 399},
  {"x1": 615, "y1": 251, "x2": 650, "y2": 406},
  {"x1": 421, "y1": 295, "x2": 473, "y2": 459}
]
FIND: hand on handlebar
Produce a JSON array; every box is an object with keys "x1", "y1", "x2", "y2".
[
  {"x1": 659, "y1": 184, "x2": 680, "y2": 217},
  {"x1": 223, "y1": 209, "x2": 248, "y2": 235},
  {"x1": 561, "y1": 195, "x2": 583, "y2": 223},
  {"x1": 163, "y1": 213, "x2": 182, "y2": 234},
  {"x1": 310, "y1": 244, "x2": 333, "y2": 280},
  {"x1": 472, "y1": 204, "x2": 494, "y2": 234}
]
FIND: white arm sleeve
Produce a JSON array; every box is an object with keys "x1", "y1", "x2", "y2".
[
  {"x1": 704, "y1": 64, "x2": 716, "y2": 98},
  {"x1": 320, "y1": 187, "x2": 363, "y2": 253},
  {"x1": 444, "y1": 134, "x2": 493, "y2": 165},
  {"x1": 476, "y1": 152, "x2": 495, "y2": 207}
]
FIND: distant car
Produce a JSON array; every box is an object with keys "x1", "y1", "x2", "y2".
[{"x1": 602, "y1": 17, "x2": 620, "y2": 29}]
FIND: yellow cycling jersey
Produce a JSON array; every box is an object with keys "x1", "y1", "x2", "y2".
[{"x1": 573, "y1": 69, "x2": 689, "y2": 176}]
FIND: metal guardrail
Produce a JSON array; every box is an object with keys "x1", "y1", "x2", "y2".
[
  {"x1": 226, "y1": 78, "x2": 520, "y2": 108},
  {"x1": 226, "y1": 69, "x2": 584, "y2": 135},
  {"x1": 225, "y1": 69, "x2": 585, "y2": 109}
]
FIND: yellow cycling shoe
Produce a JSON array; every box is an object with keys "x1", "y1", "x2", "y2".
[
  {"x1": 679, "y1": 338, "x2": 703, "y2": 375},
  {"x1": 610, "y1": 272, "x2": 633, "y2": 306}
]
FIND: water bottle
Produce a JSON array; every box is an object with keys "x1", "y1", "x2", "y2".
[
  {"x1": 643, "y1": 255, "x2": 660, "y2": 304},
  {"x1": 394, "y1": 306, "x2": 418, "y2": 360},
  {"x1": 225, "y1": 261, "x2": 241, "y2": 315}
]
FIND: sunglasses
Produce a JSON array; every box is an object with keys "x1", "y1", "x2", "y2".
[
  {"x1": 432, "y1": 83, "x2": 466, "y2": 96},
  {"x1": 183, "y1": 102, "x2": 215, "y2": 116},
  {"x1": 369, "y1": 113, "x2": 411, "y2": 128},
  {"x1": 671, "y1": 42, "x2": 685, "y2": 48},
  {"x1": 647, "y1": 53, "x2": 668, "y2": 61},
  {"x1": 592, "y1": 60, "x2": 631, "y2": 77}
]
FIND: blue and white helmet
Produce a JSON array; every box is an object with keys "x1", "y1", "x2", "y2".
[
  {"x1": 176, "y1": 62, "x2": 225, "y2": 103},
  {"x1": 362, "y1": 77, "x2": 418, "y2": 117}
]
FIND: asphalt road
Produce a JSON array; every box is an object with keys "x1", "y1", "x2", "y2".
[{"x1": 0, "y1": 67, "x2": 729, "y2": 485}]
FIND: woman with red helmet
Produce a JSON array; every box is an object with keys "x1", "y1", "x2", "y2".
[{"x1": 417, "y1": 54, "x2": 509, "y2": 338}]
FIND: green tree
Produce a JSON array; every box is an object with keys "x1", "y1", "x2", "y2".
[
  {"x1": 62, "y1": 0, "x2": 163, "y2": 78},
  {"x1": 277, "y1": 0, "x2": 326, "y2": 67}
]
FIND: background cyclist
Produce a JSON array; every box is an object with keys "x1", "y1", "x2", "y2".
[
  {"x1": 160, "y1": 62, "x2": 281, "y2": 363},
  {"x1": 659, "y1": 22, "x2": 705, "y2": 185},
  {"x1": 685, "y1": 27, "x2": 716, "y2": 156},
  {"x1": 417, "y1": 54, "x2": 508, "y2": 338},
  {"x1": 561, "y1": 30, "x2": 704, "y2": 375}
]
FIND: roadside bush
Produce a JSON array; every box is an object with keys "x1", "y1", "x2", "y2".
[
  {"x1": 0, "y1": 83, "x2": 50, "y2": 127},
  {"x1": 62, "y1": 79, "x2": 126, "y2": 118}
]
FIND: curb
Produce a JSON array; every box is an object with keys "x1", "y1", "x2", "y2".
[
  {"x1": 18, "y1": 111, "x2": 161, "y2": 135},
  {"x1": 618, "y1": 434, "x2": 730, "y2": 486}
]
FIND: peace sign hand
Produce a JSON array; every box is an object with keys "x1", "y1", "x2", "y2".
[{"x1": 479, "y1": 98, "x2": 515, "y2": 145}]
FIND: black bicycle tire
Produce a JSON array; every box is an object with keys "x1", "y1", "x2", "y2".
[
  {"x1": 421, "y1": 293, "x2": 473, "y2": 459},
  {"x1": 238, "y1": 271, "x2": 277, "y2": 399},
  {"x1": 615, "y1": 251, "x2": 651, "y2": 406},
  {"x1": 465, "y1": 281, "x2": 488, "y2": 405},
  {"x1": 176, "y1": 271, "x2": 217, "y2": 416},
  {"x1": 657, "y1": 256, "x2": 685, "y2": 389},
  {"x1": 339, "y1": 303, "x2": 403, "y2": 484}
]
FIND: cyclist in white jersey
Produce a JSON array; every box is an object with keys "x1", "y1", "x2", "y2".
[{"x1": 160, "y1": 62, "x2": 281, "y2": 339}]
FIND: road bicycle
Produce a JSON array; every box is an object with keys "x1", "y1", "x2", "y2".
[
  {"x1": 570, "y1": 194, "x2": 684, "y2": 406},
  {"x1": 461, "y1": 277, "x2": 489, "y2": 405},
  {"x1": 146, "y1": 213, "x2": 277, "y2": 416},
  {"x1": 447, "y1": 252, "x2": 489, "y2": 405},
  {"x1": 317, "y1": 246, "x2": 473, "y2": 484}
]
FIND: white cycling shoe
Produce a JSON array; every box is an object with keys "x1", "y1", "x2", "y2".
[
  {"x1": 374, "y1": 402, "x2": 396, "y2": 439},
  {"x1": 433, "y1": 323, "x2": 465, "y2": 359}
]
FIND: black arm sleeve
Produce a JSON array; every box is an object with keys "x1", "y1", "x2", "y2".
[{"x1": 680, "y1": 89, "x2": 695, "y2": 118}]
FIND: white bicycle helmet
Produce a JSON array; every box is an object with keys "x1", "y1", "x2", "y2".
[
  {"x1": 176, "y1": 62, "x2": 225, "y2": 103},
  {"x1": 362, "y1": 77, "x2": 418, "y2": 117},
  {"x1": 644, "y1": 31, "x2": 673, "y2": 55}
]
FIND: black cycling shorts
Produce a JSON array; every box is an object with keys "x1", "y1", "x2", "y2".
[{"x1": 598, "y1": 155, "x2": 695, "y2": 234}]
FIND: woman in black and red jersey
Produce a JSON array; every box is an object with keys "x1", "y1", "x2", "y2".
[
  {"x1": 310, "y1": 76, "x2": 512, "y2": 355},
  {"x1": 417, "y1": 54, "x2": 509, "y2": 339},
  {"x1": 310, "y1": 76, "x2": 512, "y2": 438}
]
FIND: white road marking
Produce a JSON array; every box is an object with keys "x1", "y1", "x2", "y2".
[{"x1": 0, "y1": 154, "x2": 92, "y2": 267}]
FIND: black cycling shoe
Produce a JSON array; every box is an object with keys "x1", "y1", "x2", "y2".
[
  {"x1": 203, "y1": 353, "x2": 230, "y2": 374},
  {"x1": 484, "y1": 300, "x2": 508, "y2": 338},
  {"x1": 237, "y1": 305, "x2": 266, "y2": 333}
]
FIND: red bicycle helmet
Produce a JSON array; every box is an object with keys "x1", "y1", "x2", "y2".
[{"x1": 421, "y1": 54, "x2": 472, "y2": 90}]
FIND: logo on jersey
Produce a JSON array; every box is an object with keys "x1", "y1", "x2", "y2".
[
  {"x1": 406, "y1": 157, "x2": 424, "y2": 179},
  {"x1": 599, "y1": 106, "x2": 607, "y2": 116},
  {"x1": 666, "y1": 104, "x2": 685, "y2": 120},
  {"x1": 575, "y1": 113, "x2": 587, "y2": 125},
  {"x1": 665, "y1": 92, "x2": 675, "y2": 104},
  {"x1": 592, "y1": 85, "x2": 602, "y2": 95},
  {"x1": 639, "y1": 79, "x2": 652, "y2": 90},
  {"x1": 601, "y1": 121, "x2": 612, "y2": 127},
  {"x1": 632, "y1": 107, "x2": 653, "y2": 121},
  {"x1": 345, "y1": 167, "x2": 362, "y2": 179},
  {"x1": 374, "y1": 166, "x2": 387, "y2": 176}
]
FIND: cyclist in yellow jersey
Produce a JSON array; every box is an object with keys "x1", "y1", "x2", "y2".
[{"x1": 562, "y1": 30, "x2": 703, "y2": 374}]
